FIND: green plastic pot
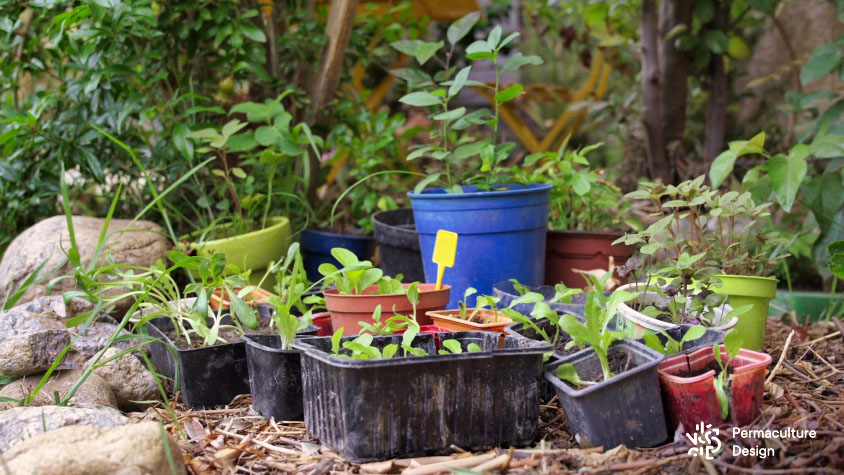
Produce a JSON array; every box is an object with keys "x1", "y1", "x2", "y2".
[
  {"x1": 771, "y1": 290, "x2": 841, "y2": 323},
  {"x1": 715, "y1": 275, "x2": 777, "y2": 351},
  {"x1": 186, "y1": 217, "x2": 292, "y2": 279}
]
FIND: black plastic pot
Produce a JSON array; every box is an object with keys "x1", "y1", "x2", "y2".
[
  {"x1": 372, "y1": 209, "x2": 425, "y2": 282},
  {"x1": 291, "y1": 331, "x2": 553, "y2": 461},
  {"x1": 147, "y1": 317, "x2": 249, "y2": 409},
  {"x1": 544, "y1": 340, "x2": 667, "y2": 449},
  {"x1": 638, "y1": 324, "x2": 726, "y2": 356},
  {"x1": 243, "y1": 325, "x2": 320, "y2": 421},
  {"x1": 300, "y1": 229, "x2": 375, "y2": 283},
  {"x1": 493, "y1": 280, "x2": 587, "y2": 317}
]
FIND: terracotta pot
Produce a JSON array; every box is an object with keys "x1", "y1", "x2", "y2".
[
  {"x1": 324, "y1": 284, "x2": 450, "y2": 335},
  {"x1": 209, "y1": 287, "x2": 275, "y2": 311},
  {"x1": 658, "y1": 347, "x2": 771, "y2": 430},
  {"x1": 544, "y1": 230, "x2": 634, "y2": 288},
  {"x1": 426, "y1": 308, "x2": 513, "y2": 332}
]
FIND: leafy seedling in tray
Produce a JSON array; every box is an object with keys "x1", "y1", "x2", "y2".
[
  {"x1": 438, "y1": 339, "x2": 482, "y2": 355},
  {"x1": 642, "y1": 325, "x2": 707, "y2": 356},
  {"x1": 456, "y1": 288, "x2": 506, "y2": 323},
  {"x1": 358, "y1": 283, "x2": 421, "y2": 335},
  {"x1": 712, "y1": 329, "x2": 743, "y2": 420},
  {"x1": 318, "y1": 248, "x2": 404, "y2": 295}
]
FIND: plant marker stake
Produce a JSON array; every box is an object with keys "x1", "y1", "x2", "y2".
[{"x1": 433, "y1": 230, "x2": 457, "y2": 290}]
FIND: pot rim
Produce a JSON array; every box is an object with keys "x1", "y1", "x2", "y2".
[
  {"x1": 407, "y1": 182, "x2": 552, "y2": 199},
  {"x1": 426, "y1": 308, "x2": 514, "y2": 328},
  {"x1": 302, "y1": 227, "x2": 373, "y2": 241},
  {"x1": 185, "y1": 216, "x2": 289, "y2": 249},
  {"x1": 324, "y1": 283, "x2": 451, "y2": 300},
  {"x1": 546, "y1": 229, "x2": 627, "y2": 239},
  {"x1": 243, "y1": 331, "x2": 318, "y2": 355},
  {"x1": 657, "y1": 346, "x2": 772, "y2": 384}
]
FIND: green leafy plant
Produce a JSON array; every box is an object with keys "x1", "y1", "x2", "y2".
[
  {"x1": 712, "y1": 329, "x2": 743, "y2": 420},
  {"x1": 438, "y1": 339, "x2": 483, "y2": 355},
  {"x1": 317, "y1": 248, "x2": 405, "y2": 295},
  {"x1": 329, "y1": 325, "x2": 428, "y2": 360},
  {"x1": 392, "y1": 12, "x2": 543, "y2": 192},
  {"x1": 358, "y1": 283, "x2": 421, "y2": 335},
  {"x1": 453, "y1": 288, "x2": 506, "y2": 323},
  {"x1": 642, "y1": 325, "x2": 707, "y2": 356},
  {"x1": 554, "y1": 288, "x2": 636, "y2": 385}
]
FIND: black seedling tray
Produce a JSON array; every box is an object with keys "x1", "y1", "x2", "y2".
[{"x1": 637, "y1": 324, "x2": 725, "y2": 355}]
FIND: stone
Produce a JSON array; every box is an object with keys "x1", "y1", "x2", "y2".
[
  {"x1": 0, "y1": 330, "x2": 71, "y2": 377},
  {"x1": 86, "y1": 348, "x2": 160, "y2": 412},
  {"x1": 0, "y1": 370, "x2": 118, "y2": 410},
  {"x1": 0, "y1": 405, "x2": 128, "y2": 451},
  {"x1": 1, "y1": 421, "x2": 185, "y2": 474},
  {"x1": 0, "y1": 215, "x2": 170, "y2": 316}
]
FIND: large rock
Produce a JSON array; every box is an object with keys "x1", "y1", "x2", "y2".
[
  {"x1": 86, "y1": 348, "x2": 160, "y2": 412},
  {"x1": 0, "y1": 215, "x2": 170, "y2": 315},
  {"x1": 1, "y1": 421, "x2": 185, "y2": 474},
  {"x1": 0, "y1": 330, "x2": 71, "y2": 377},
  {"x1": 0, "y1": 405, "x2": 128, "y2": 451},
  {"x1": 0, "y1": 370, "x2": 118, "y2": 410}
]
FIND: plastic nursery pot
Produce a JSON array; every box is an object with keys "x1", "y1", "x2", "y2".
[
  {"x1": 493, "y1": 280, "x2": 587, "y2": 317},
  {"x1": 394, "y1": 325, "x2": 454, "y2": 350},
  {"x1": 426, "y1": 308, "x2": 513, "y2": 332},
  {"x1": 637, "y1": 324, "x2": 726, "y2": 356},
  {"x1": 310, "y1": 312, "x2": 332, "y2": 337},
  {"x1": 324, "y1": 283, "x2": 450, "y2": 335},
  {"x1": 615, "y1": 283, "x2": 737, "y2": 339},
  {"x1": 372, "y1": 209, "x2": 425, "y2": 283},
  {"x1": 544, "y1": 230, "x2": 634, "y2": 288},
  {"x1": 185, "y1": 217, "x2": 292, "y2": 283},
  {"x1": 209, "y1": 287, "x2": 275, "y2": 311},
  {"x1": 291, "y1": 331, "x2": 553, "y2": 461},
  {"x1": 657, "y1": 346, "x2": 772, "y2": 430},
  {"x1": 776, "y1": 290, "x2": 842, "y2": 323},
  {"x1": 715, "y1": 275, "x2": 778, "y2": 351},
  {"x1": 146, "y1": 317, "x2": 250, "y2": 409},
  {"x1": 242, "y1": 326, "x2": 319, "y2": 422},
  {"x1": 408, "y1": 183, "x2": 552, "y2": 309},
  {"x1": 544, "y1": 340, "x2": 668, "y2": 449},
  {"x1": 300, "y1": 228, "x2": 376, "y2": 283}
]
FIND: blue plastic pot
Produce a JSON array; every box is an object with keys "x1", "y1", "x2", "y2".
[
  {"x1": 300, "y1": 229, "x2": 376, "y2": 283},
  {"x1": 408, "y1": 184, "x2": 552, "y2": 309}
]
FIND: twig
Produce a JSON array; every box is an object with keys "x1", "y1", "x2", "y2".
[
  {"x1": 216, "y1": 428, "x2": 300, "y2": 455},
  {"x1": 797, "y1": 331, "x2": 840, "y2": 348},
  {"x1": 708, "y1": 458, "x2": 841, "y2": 474},
  {"x1": 402, "y1": 453, "x2": 495, "y2": 475},
  {"x1": 766, "y1": 329, "x2": 795, "y2": 385}
]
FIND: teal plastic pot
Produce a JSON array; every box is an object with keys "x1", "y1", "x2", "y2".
[
  {"x1": 771, "y1": 290, "x2": 841, "y2": 322},
  {"x1": 715, "y1": 275, "x2": 777, "y2": 351}
]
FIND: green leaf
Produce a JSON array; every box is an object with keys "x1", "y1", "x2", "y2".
[
  {"x1": 694, "y1": 0, "x2": 715, "y2": 23},
  {"x1": 173, "y1": 124, "x2": 194, "y2": 160},
  {"x1": 503, "y1": 53, "x2": 543, "y2": 72},
  {"x1": 399, "y1": 92, "x2": 441, "y2": 107},
  {"x1": 447, "y1": 12, "x2": 480, "y2": 46},
  {"x1": 768, "y1": 153, "x2": 807, "y2": 212},
  {"x1": 330, "y1": 248, "x2": 359, "y2": 268},
  {"x1": 442, "y1": 339, "x2": 462, "y2": 354},
  {"x1": 467, "y1": 343, "x2": 482, "y2": 353},
  {"x1": 240, "y1": 23, "x2": 266, "y2": 42},
  {"x1": 413, "y1": 173, "x2": 441, "y2": 193},
  {"x1": 414, "y1": 41, "x2": 444, "y2": 65},
  {"x1": 555, "y1": 363, "x2": 589, "y2": 386},
  {"x1": 382, "y1": 344, "x2": 398, "y2": 359},
  {"x1": 510, "y1": 291, "x2": 544, "y2": 307},
  {"x1": 432, "y1": 107, "x2": 466, "y2": 121},
  {"x1": 448, "y1": 66, "x2": 471, "y2": 98},
  {"x1": 584, "y1": 3, "x2": 608, "y2": 31},
  {"x1": 255, "y1": 126, "x2": 281, "y2": 146},
  {"x1": 801, "y1": 44, "x2": 843, "y2": 85},
  {"x1": 703, "y1": 30, "x2": 728, "y2": 54},
  {"x1": 227, "y1": 288, "x2": 258, "y2": 329},
  {"x1": 572, "y1": 174, "x2": 591, "y2": 196},
  {"x1": 680, "y1": 325, "x2": 706, "y2": 345},
  {"x1": 390, "y1": 39, "x2": 422, "y2": 56},
  {"x1": 723, "y1": 329, "x2": 743, "y2": 360},
  {"x1": 331, "y1": 328, "x2": 344, "y2": 354},
  {"x1": 466, "y1": 40, "x2": 493, "y2": 60},
  {"x1": 452, "y1": 142, "x2": 486, "y2": 160},
  {"x1": 494, "y1": 84, "x2": 524, "y2": 103}
]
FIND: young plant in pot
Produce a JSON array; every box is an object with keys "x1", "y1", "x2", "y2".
[
  {"x1": 517, "y1": 141, "x2": 638, "y2": 288},
  {"x1": 657, "y1": 329, "x2": 772, "y2": 431},
  {"x1": 426, "y1": 288, "x2": 514, "y2": 332},
  {"x1": 614, "y1": 176, "x2": 788, "y2": 349},
  {"x1": 494, "y1": 278, "x2": 587, "y2": 317},
  {"x1": 184, "y1": 92, "x2": 322, "y2": 284},
  {"x1": 393, "y1": 12, "x2": 551, "y2": 309},
  {"x1": 315, "y1": 248, "x2": 450, "y2": 334},
  {"x1": 544, "y1": 287, "x2": 669, "y2": 449}
]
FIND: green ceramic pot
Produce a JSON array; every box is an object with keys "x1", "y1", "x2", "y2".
[
  {"x1": 715, "y1": 275, "x2": 777, "y2": 351},
  {"x1": 186, "y1": 217, "x2": 292, "y2": 281}
]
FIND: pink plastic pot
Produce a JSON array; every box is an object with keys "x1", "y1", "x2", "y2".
[{"x1": 658, "y1": 347, "x2": 771, "y2": 430}]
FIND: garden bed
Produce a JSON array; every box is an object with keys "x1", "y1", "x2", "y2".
[{"x1": 137, "y1": 318, "x2": 844, "y2": 473}]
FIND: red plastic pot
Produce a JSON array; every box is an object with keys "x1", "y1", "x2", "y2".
[
  {"x1": 544, "y1": 230, "x2": 634, "y2": 288},
  {"x1": 311, "y1": 312, "x2": 332, "y2": 337},
  {"x1": 658, "y1": 347, "x2": 772, "y2": 430},
  {"x1": 394, "y1": 325, "x2": 453, "y2": 350},
  {"x1": 324, "y1": 283, "x2": 451, "y2": 335}
]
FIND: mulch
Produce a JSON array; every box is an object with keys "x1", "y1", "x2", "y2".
[{"x1": 131, "y1": 318, "x2": 844, "y2": 474}]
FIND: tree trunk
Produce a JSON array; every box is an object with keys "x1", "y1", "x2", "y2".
[
  {"x1": 640, "y1": 0, "x2": 672, "y2": 184},
  {"x1": 704, "y1": 5, "x2": 728, "y2": 167},
  {"x1": 658, "y1": 0, "x2": 693, "y2": 148}
]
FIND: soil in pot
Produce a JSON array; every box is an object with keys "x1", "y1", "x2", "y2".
[
  {"x1": 426, "y1": 308, "x2": 513, "y2": 332},
  {"x1": 560, "y1": 351, "x2": 636, "y2": 389}
]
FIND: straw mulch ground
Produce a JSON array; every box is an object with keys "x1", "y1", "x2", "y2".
[{"x1": 132, "y1": 318, "x2": 844, "y2": 474}]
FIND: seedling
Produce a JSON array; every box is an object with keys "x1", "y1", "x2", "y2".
[
  {"x1": 438, "y1": 339, "x2": 482, "y2": 355},
  {"x1": 456, "y1": 288, "x2": 504, "y2": 323},
  {"x1": 642, "y1": 325, "x2": 707, "y2": 356},
  {"x1": 554, "y1": 288, "x2": 636, "y2": 384},
  {"x1": 358, "y1": 283, "x2": 421, "y2": 335},
  {"x1": 318, "y1": 248, "x2": 404, "y2": 295},
  {"x1": 712, "y1": 329, "x2": 743, "y2": 420},
  {"x1": 330, "y1": 322, "x2": 428, "y2": 360}
]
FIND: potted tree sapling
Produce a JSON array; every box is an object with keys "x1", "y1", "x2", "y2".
[
  {"x1": 544, "y1": 286, "x2": 669, "y2": 449},
  {"x1": 184, "y1": 92, "x2": 322, "y2": 284},
  {"x1": 316, "y1": 248, "x2": 449, "y2": 334},
  {"x1": 394, "y1": 13, "x2": 551, "y2": 308},
  {"x1": 657, "y1": 329, "x2": 771, "y2": 431},
  {"x1": 519, "y1": 141, "x2": 638, "y2": 288},
  {"x1": 614, "y1": 176, "x2": 788, "y2": 349}
]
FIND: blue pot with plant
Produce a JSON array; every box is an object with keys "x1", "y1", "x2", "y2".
[{"x1": 395, "y1": 13, "x2": 551, "y2": 307}]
